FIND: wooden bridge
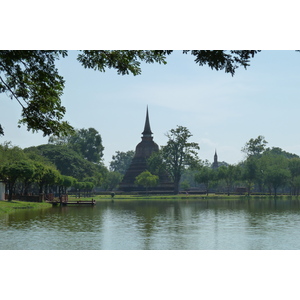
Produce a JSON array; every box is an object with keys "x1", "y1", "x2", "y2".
[
  {"x1": 49, "y1": 200, "x2": 96, "y2": 206},
  {"x1": 46, "y1": 194, "x2": 96, "y2": 206}
]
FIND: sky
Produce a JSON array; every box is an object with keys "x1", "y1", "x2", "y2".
[
  {"x1": 0, "y1": 50, "x2": 300, "y2": 166},
  {"x1": 2, "y1": 2, "x2": 300, "y2": 294},
  {"x1": 1, "y1": 50, "x2": 300, "y2": 167}
]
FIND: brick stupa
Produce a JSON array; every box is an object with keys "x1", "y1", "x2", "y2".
[{"x1": 119, "y1": 107, "x2": 174, "y2": 192}]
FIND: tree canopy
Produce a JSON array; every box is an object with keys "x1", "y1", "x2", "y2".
[
  {"x1": 241, "y1": 135, "x2": 268, "y2": 157},
  {"x1": 49, "y1": 127, "x2": 104, "y2": 164},
  {"x1": 148, "y1": 125, "x2": 200, "y2": 194},
  {"x1": 109, "y1": 150, "x2": 134, "y2": 174},
  {"x1": 0, "y1": 50, "x2": 260, "y2": 136},
  {"x1": 0, "y1": 142, "x2": 72, "y2": 200},
  {"x1": 194, "y1": 166, "x2": 216, "y2": 196},
  {"x1": 135, "y1": 171, "x2": 158, "y2": 193},
  {"x1": 24, "y1": 144, "x2": 106, "y2": 183},
  {"x1": 0, "y1": 51, "x2": 72, "y2": 136}
]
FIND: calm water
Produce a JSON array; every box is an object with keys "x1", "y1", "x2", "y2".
[{"x1": 1, "y1": 198, "x2": 300, "y2": 250}]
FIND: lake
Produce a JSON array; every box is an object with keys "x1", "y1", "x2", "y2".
[{"x1": 1, "y1": 197, "x2": 300, "y2": 250}]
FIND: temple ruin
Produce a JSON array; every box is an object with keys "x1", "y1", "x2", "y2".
[{"x1": 119, "y1": 107, "x2": 174, "y2": 193}]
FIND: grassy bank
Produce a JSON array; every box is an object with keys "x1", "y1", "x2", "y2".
[
  {"x1": 1, "y1": 194, "x2": 297, "y2": 216},
  {"x1": 0, "y1": 200, "x2": 52, "y2": 215},
  {"x1": 69, "y1": 194, "x2": 299, "y2": 202}
]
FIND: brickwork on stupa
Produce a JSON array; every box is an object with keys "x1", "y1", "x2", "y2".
[{"x1": 119, "y1": 107, "x2": 174, "y2": 192}]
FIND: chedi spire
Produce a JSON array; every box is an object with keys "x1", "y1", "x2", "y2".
[
  {"x1": 118, "y1": 106, "x2": 174, "y2": 192},
  {"x1": 142, "y1": 106, "x2": 153, "y2": 137}
]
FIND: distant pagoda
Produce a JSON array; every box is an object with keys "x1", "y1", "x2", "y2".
[
  {"x1": 119, "y1": 107, "x2": 174, "y2": 192},
  {"x1": 212, "y1": 150, "x2": 219, "y2": 169}
]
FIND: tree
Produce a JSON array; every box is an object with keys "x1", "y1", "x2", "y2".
[
  {"x1": 264, "y1": 166, "x2": 290, "y2": 197},
  {"x1": 72, "y1": 128, "x2": 104, "y2": 163},
  {"x1": 109, "y1": 150, "x2": 135, "y2": 174},
  {"x1": 242, "y1": 135, "x2": 268, "y2": 157},
  {"x1": 49, "y1": 127, "x2": 104, "y2": 164},
  {"x1": 194, "y1": 166, "x2": 216, "y2": 196},
  {"x1": 218, "y1": 164, "x2": 240, "y2": 196},
  {"x1": 77, "y1": 50, "x2": 259, "y2": 76},
  {"x1": 0, "y1": 142, "x2": 26, "y2": 162},
  {"x1": 58, "y1": 175, "x2": 76, "y2": 195},
  {"x1": 259, "y1": 153, "x2": 290, "y2": 196},
  {"x1": 34, "y1": 164, "x2": 60, "y2": 195},
  {"x1": 0, "y1": 160, "x2": 35, "y2": 200},
  {"x1": 73, "y1": 180, "x2": 94, "y2": 197},
  {"x1": 241, "y1": 157, "x2": 259, "y2": 195},
  {"x1": 180, "y1": 167, "x2": 201, "y2": 190},
  {"x1": 291, "y1": 176, "x2": 300, "y2": 196},
  {"x1": 82, "y1": 181, "x2": 95, "y2": 197},
  {"x1": 102, "y1": 171, "x2": 123, "y2": 191},
  {"x1": 180, "y1": 180, "x2": 190, "y2": 192},
  {"x1": 24, "y1": 144, "x2": 106, "y2": 181},
  {"x1": 147, "y1": 150, "x2": 168, "y2": 178},
  {"x1": 0, "y1": 51, "x2": 73, "y2": 137},
  {"x1": 0, "y1": 50, "x2": 260, "y2": 136},
  {"x1": 288, "y1": 158, "x2": 300, "y2": 195},
  {"x1": 160, "y1": 126, "x2": 200, "y2": 194},
  {"x1": 74, "y1": 181, "x2": 84, "y2": 198},
  {"x1": 264, "y1": 147, "x2": 299, "y2": 159},
  {"x1": 135, "y1": 171, "x2": 158, "y2": 194}
]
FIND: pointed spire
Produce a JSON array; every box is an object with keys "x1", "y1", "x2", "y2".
[
  {"x1": 213, "y1": 149, "x2": 218, "y2": 169},
  {"x1": 142, "y1": 106, "x2": 153, "y2": 137}
]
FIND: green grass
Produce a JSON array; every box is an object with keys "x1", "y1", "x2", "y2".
[
  {"x1": 1, "y1": 194, "x2": 297, "y2": 216},
  {"x1": 69, "y1": 193, "x2": 300, "y2": 202},
  {"x1": 0, "y1": 200, "x2": 52, "y2": 215}
]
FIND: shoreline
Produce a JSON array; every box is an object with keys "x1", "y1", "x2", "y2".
[
  {"x1": 1, "y1": 194, "x2": 299, "y2": 216},
  {"x1": 0, "y1": 200, "x2": 52, "y2": 216}
]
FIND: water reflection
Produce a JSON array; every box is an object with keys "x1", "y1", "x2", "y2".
[{"x1": 1, "y1": 198, "x2": 300, "y2": 250}]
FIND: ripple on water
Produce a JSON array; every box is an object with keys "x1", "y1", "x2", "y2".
[{"x1": 2, "y1": 200, "x2": 300, "y2": 249}]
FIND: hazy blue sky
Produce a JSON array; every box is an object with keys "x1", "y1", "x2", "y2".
[{"x1": 1, "y1": 50, "x2": 300, "y2": 167}]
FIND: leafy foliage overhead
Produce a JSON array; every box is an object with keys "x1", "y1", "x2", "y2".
[
  {"x1": 0, "y1": 50, "x2": 260, "y2": 136},
  {"x1": 77, "y1": 50, "x2": 169, "y2": 75},
  {"x1": 0, "y1": 50, "x2": 72, "y2": 136},
  {"x1": 182, "y1": 50, "x2": 259, "y2": 75}
]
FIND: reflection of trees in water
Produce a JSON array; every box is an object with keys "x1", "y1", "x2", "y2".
[
  {"x1": 111, "y1": 200, "x2": 221, "y2": 249},
  {"x1": 246, "y1": 197, "x2": 300, "y2": 213},
  {"x1": 244, "y1": 198, "x2": 300, "y2": 249},
  {"x1": 109, "y1": 201, "x2": 164, "y2": 249},
  {"x1": 113, "y1": 201, "x2": 163, "y2": 237},
  {"x1": 4, "y1": 204, "x2": 104, "y2": 233},
  {"x1": 3, "y1": 206, "x2": 53, "y2": 228},
  {"x1": 54, "y1": 205, "x2": 102, "y2": 232},
  {"x1": 4, "y1": 198, "x2": 300, "y2": 249}
]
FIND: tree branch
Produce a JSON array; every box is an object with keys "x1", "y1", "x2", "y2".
[{"x1": 0, "y1": 75, "x2": 29, "y2": 114}]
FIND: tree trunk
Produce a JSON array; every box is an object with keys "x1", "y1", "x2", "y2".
[
  {"x1": 173, "y1": 171, "x2": 181, "y2": 195},
  {"x1": 227, "y1": 185, "x2": 230, "y2": 196},
  {"x1": 8, "y1": 181, "x2": 16, "y2": 201},
  {"x1": 205, "y1": 183, "x2": 209, "y2": 196},
  {"x1": 174, "y1": 180, "x2": 180, "y2": 195},
  {"x1": 8, "y1": 192, "x2": 12, "y2": 201},
  {"x1": 39, "y1": 183, "x2": 44, "y2": 194}
]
